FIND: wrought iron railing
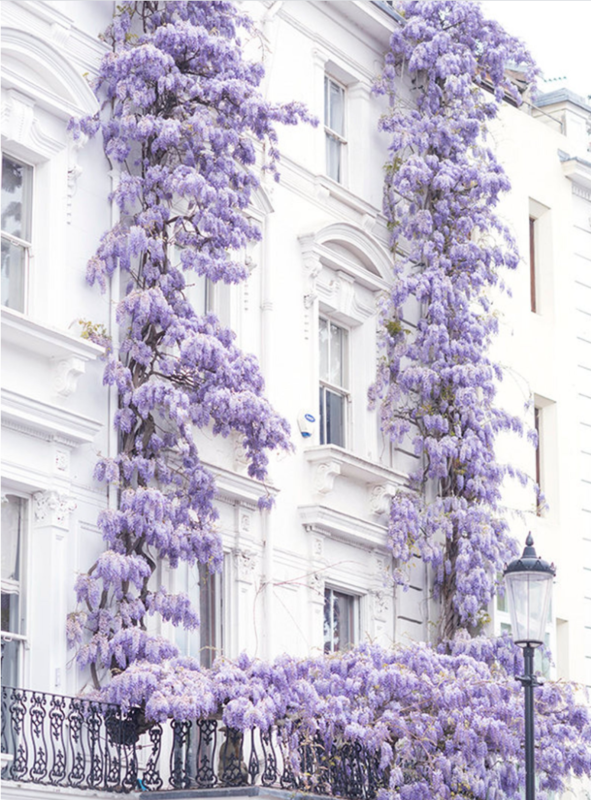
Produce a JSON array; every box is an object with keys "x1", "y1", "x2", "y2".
[{"x1": 1, "y1": 686, "x2": 384, "y2": 797}]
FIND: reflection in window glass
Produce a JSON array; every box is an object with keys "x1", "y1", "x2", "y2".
[
  {"x1": 174, "y1": 562, "x2": 222, "y2": 668},
  {"x1": 324, "y1": 76, "x2": 345, "y2": 183},
  {"x1": 324, "y1": 588, "x2": 356, "y2": 654},
  {"x1": 319, "y1": 319, "x2": 348, "y2": 446},
  {"x1": 1, "y1": 494, "x2": 27, "y2": 687},
  {"x1": 1, "y1": 154, "x2": 33, "y2": 312},
  {"x1": 171, "y1": 244, "x2": 210, "y2": 316}
]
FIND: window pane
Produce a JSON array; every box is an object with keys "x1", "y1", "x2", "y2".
[
  {"x1": 324, "y1": 588, "x2": 355, "y2": 654},
  {"x1": 199, "y1": 563, "x2": 217, "y2": 669},
  {"x1": 1, "y1": 593, "x2": 19, "y2": 634},
  {"x1": 324, "y1": 589, "x2": 334, "y2": 653},
  {"x1": 325, "y1": 134, "x2": 341, "y2": 183},
  {"x1": 174, "y1": 561, "x2": 220, "y2": 668},
  {"x1": 333, "y1": 591, "x2": 354, "y2": 652},
  {"x1": 319, "y1": 318, "x2": 329, "y2": 381},
  {"x1": 1, "y1": 155, "x2": 32, "y2": 241},
  {"x1": 1, "y1": 495, "x2": 25, "y2": 582},
  {"x1": 1, "y1": 638, "x2": 21, "y2": 687},
  {"x1": 325, "y1": 79, "x2": 344, "y2": 136},
  {"x1": 1, "y1": 237, "x2": 26, "y2": 311},
  {"x1": 329, "y1": 323, "x2": 347, "y2": 387},
  {"x1": 326, "y1": 389, "x2": 345, "y2": 447}
]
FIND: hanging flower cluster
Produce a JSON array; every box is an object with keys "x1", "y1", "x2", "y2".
[
  {"x1": 102, "y1": 638, "x2": 591, "y2": 799},
  {"x1": 371, "y1": 0, "x2": 538, "y2": 639},
  {"x1": 68, "y1": 0, "x2": 313, "y2": 687}
]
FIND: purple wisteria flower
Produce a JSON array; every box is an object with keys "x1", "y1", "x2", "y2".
[
  {"x1": 371, "y1": 0, "x2": 539, "y2": 637},
  {"x1": 102, "y1": 640, "x2": 591, "y2": 799},
  {"x1": 69, "y1": 0, "x2": 313, "y2": 686}
]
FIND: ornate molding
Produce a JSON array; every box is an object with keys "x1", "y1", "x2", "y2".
[
  {"x1": 1, "y1": 389, "x2": 102, "y2": 448},
  {"x1": 309, "y1": 572, "x2": 324, "y2": 599},
  {"x1": 299, "y1": 504, "x2": 388, "y2": 551},
  {"x1": 53, "y1": 356, "x2": 86, "y2": 397},
  {"x1": 368, "y1": 482, "x2": 398, "y2": 516},
  {"x1": 305, "y1": 445, "x2": 407, "y2": 498},
  {"x1": 33, "y1": 490, "x2": 76, "y2": 529},
  {"x1": 370, "y1": 589, "x2": 389, "y2": 621},
  {"x1": 313, "y1": 459, "x2": 342, "y2": 494},
  {"x1": 233, "y1": 548, "x2": 257, "y2": 583}
]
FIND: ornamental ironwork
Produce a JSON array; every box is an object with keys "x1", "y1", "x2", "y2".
[{"x1": 2, "y1": 686, "x2": 384, "y2": 797}]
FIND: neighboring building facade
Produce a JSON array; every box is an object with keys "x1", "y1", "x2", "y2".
[{"x1": 1, "y1": 1, "x2": 590, "y2": 797}]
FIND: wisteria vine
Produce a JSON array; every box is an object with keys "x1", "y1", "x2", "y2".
[
  {"x1": 67, "y1": 0, "x2": 311, "y2": 687},
  {"x1": 371, "y1": 0, "x2": 538, "y2": 639},
  {"x1": 104, "y1": 639, "x2": 591, "y2": 799},
  {"x1": 66, "y1": 2, "x2": 591, "y2": 797}
]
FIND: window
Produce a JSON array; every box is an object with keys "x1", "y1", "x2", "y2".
[
  {"x1": 324, "y1": 76, "x2": 346, "y2": 183},
  {"x1": 1, "y1": 154, "x2": 33, "y2": 312},
  {"x1": 319, "y1": 318, "x2": 349, "y2": 447},
  {"x1": 1, "y1": 493, "x2": 28, "y2": 687},
  {"x1": 174, "y1": 562, "x2": 222, "y2": 668},
  {"x1": 171, "y1": 244, "x2": 211, "y2": 316},
  {"x1": 529, "y1": 216, "x2": 537, "y2": 313},
  {"x1": 534, "y1": 404, "x2": 542, "y2": 500},
  {"x1": 324, "y1": 588, "x2": 357, "y2": 654}
]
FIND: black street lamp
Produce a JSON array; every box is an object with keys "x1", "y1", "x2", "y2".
[{"x1": 503, "y1": 533, "x2": 556, "y2": 800}]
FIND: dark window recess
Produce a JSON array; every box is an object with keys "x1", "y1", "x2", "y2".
[
  {"x1": 534, "y1": 405, "x2": 542, "y2": 515},
  {"x1": 529, "y1": 216, "x2": 537, "y2": 313}
]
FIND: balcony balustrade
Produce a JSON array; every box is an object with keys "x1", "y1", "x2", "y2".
[{"x1": 1, "y1": 687, "x2": 384, "y2": 797}]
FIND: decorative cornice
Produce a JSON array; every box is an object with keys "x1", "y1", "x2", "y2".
[
  {"x1": 1, "y1": 389, "x2": 102, "y2": 448},
  {"x1": 33, "y1": 489, "x2": 76, "y2": 529},
  {"x1": 233, "y1": 548, "x2": 258, "y2": 583},
  {"x1": 562, "y1": 157, "x2": 591, "y2": 193},
  {"x1": 2, "y1": 309, "x2": 105, "y2": 362},
  {"x1": 573, "y1": 183, "x2": 591, "y2": 203},
  {"x1": 305, "y1": 444, "x2": 407, "y2": 491},
  {"x1": 202, "y1": 460, "x2": 279, "y2": 510},
  {"x1": 299, "y1": 503, "x2": 388, "y2": 551},
  {"x1": 1, "y1": 24, "x2": 99, "y2": 120}
]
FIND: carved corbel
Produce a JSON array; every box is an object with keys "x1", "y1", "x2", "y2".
[
  {"x1": 314, "y1": 460, "x2": 341, "y2": 494},
  {"x1": 370, "y1": 589, "x2": 389, "y2": 622},
  {"x1": 53, "y1": 357, "x2": 86, "y2": 397},
  {"x1": 233, "y1": 548, "x2": 257, "y2": 583},
  {"x1": 368, "y1": 482, "x2": 397, "y2": 516},
  {"x1": 300, "y1": 237, "x2": 323, "y2": 340},
  {"x1": 33, "y1": 490, "x2": 76, "y2": 530},
  {"x1": 309, "y1": 571, "x2": 324, "y2": 599}
]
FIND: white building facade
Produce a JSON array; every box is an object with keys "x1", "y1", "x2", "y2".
[{"x1": 1, "y1": 1, "x2": 590, "y2": 797}]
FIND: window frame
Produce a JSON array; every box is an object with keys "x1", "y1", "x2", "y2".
[
  {"x1": 318, "y1": 316, "x2": 351, "y2": 448},
  {"x1": 324, "y1": 75, "x2": 347, "y2": 184},
  {"x1": 323, "y1": 586, "x2": 359, "y2": 655},
  {"x1": 172, "y1": 558, "x2": 224, "y2": 668},
  {"x1": 1, "y1": 152, "x2": 34, "y2": 314},
  {"x1": 1, "y1": 490, "x2": 30, "y2": 688}
]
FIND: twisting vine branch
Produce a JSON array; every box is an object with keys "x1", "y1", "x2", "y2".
[{"x1": 67, "y1": 0, "x2": 313, "y2": 686}]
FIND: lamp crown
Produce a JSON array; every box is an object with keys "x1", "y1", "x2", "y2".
[{"x1": 503, "y1": 533, "x2": 556, "y2": 578}]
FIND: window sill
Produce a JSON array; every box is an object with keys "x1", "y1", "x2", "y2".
[
  {"x1": 2, "y1": 308, "x2": 104, "y2": 399},
  {"x1": 299, "y1": 503, "x2": 387, "y2": 550},
  {"x1": 1, "y1": 308, "x2": 104, "y2": 362},
  {"x1": 304, "y1": 444, "x2": 406, "y2": 513}
]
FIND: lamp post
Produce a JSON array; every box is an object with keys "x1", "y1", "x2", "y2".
[{"x1": 503, "y1": 533, "x2": 555, "y2": 800}]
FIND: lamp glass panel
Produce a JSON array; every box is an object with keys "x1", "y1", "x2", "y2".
[{"x1": 505, "y1": 570, "x2": 553, "y2": 645}]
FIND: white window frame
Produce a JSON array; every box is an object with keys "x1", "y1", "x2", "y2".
[
  {"x1": 172, "y1": 558, "x2": 224, "y2": 668},
  {"x1": 170, "y1": 241, "x2": 212, "y2": 317},
  {"x1": 1, "y1": 490, "x2": 30, "y2": 688},
  {"x1": 1, "y1": 152, "x2": 34, "y2": 314},
  {"x1": 323, "y1": 585, "x2": 359, "y2": 654},
  {"x1": 319, "y1": 317, "x2": 350, "y2": 448},
  {"x1": 324, "y1": 75, "x2": 347, "y2": 184}
]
